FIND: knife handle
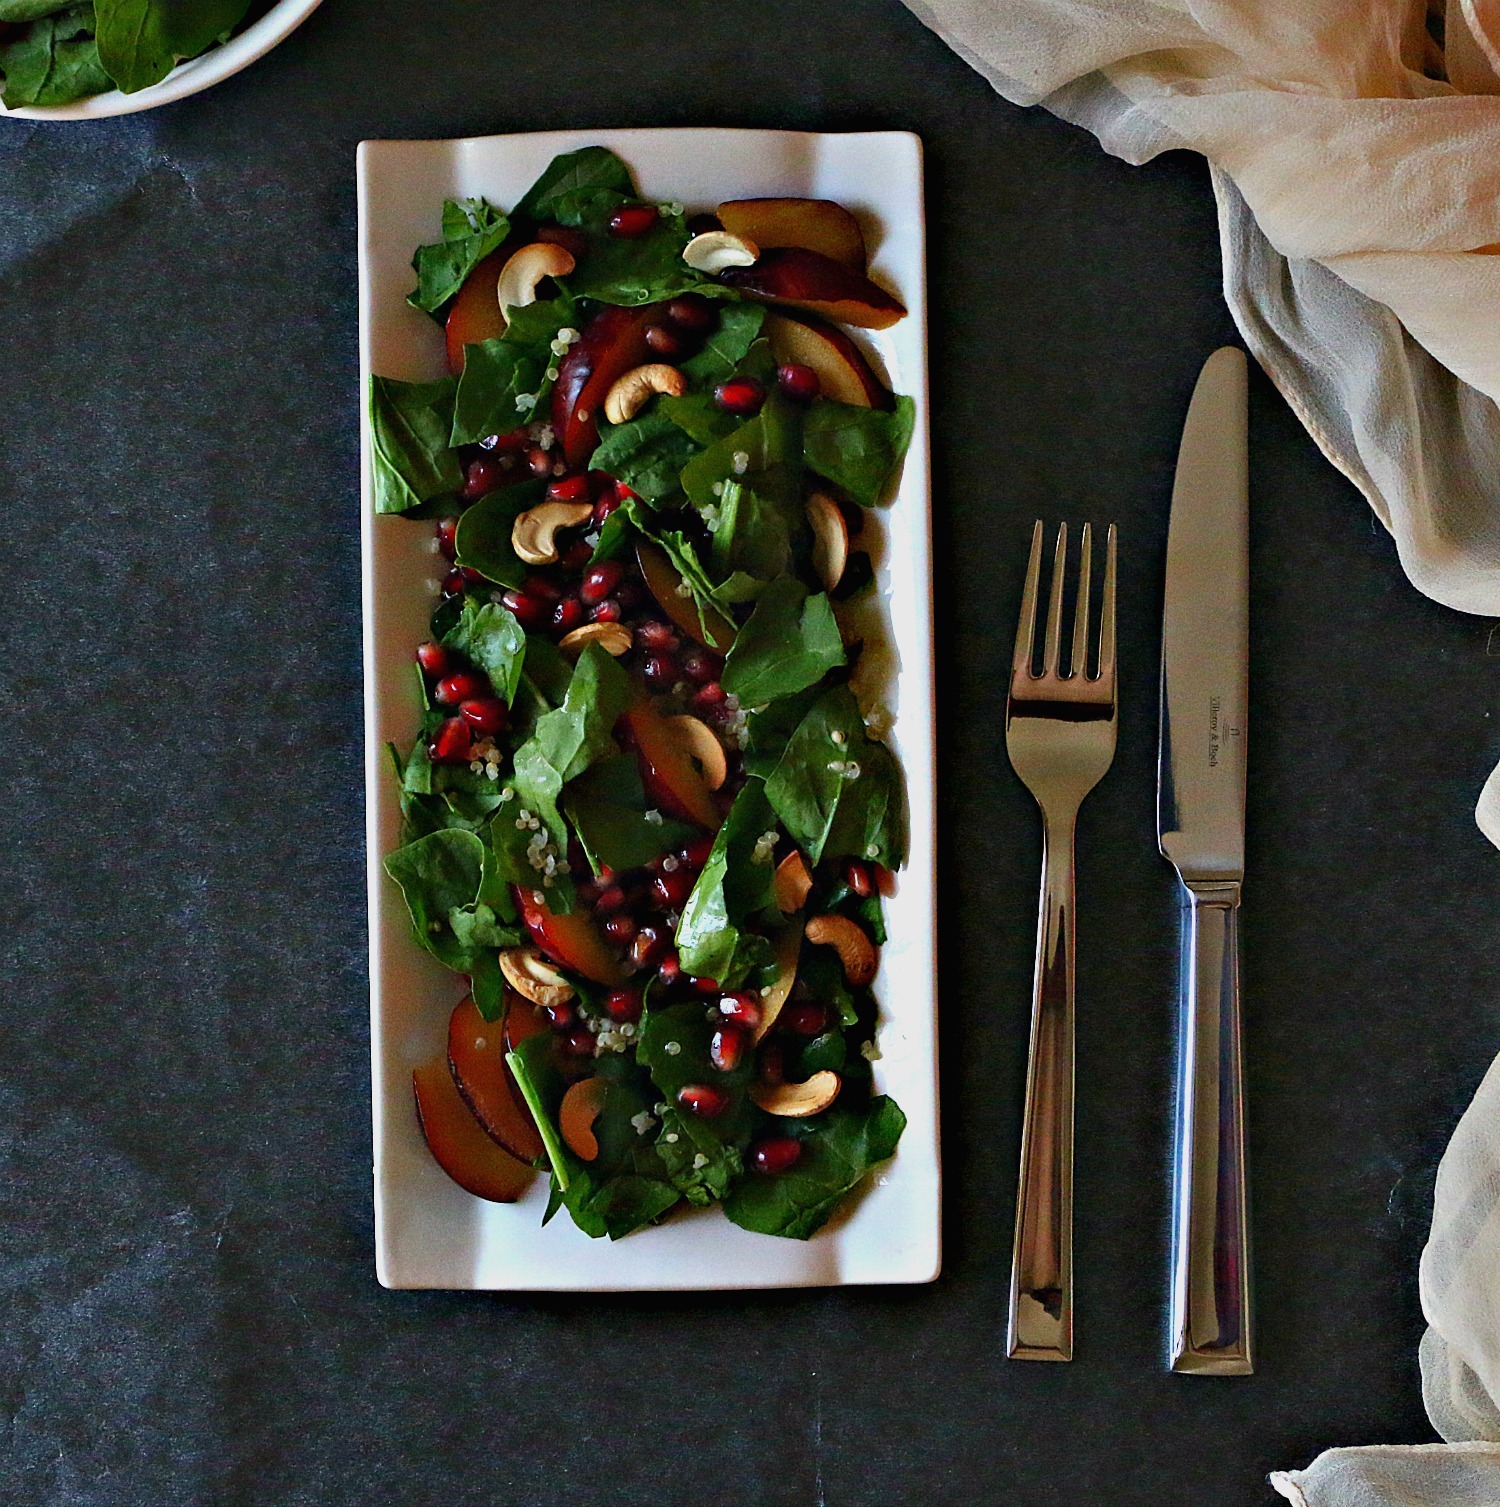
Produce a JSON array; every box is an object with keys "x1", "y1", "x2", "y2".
[
  {"x1": 1170, "y1": 881, "x2": 1253, "y2": 1375},
  {"x1": 1007, "y1": 811, "x2": 1075, "y2": 1362}
]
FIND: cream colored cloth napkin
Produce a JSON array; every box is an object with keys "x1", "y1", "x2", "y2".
[{"x1": 896, "y1": 1, "x2": 1500, "y2": 1501}]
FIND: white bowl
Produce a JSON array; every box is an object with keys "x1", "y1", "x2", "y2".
[{"x1": 0, "y1": 0, "x2": 321, "y2": 121}]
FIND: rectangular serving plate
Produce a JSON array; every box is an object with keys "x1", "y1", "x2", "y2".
[{"x1": 359, "y1": 128, "x2": 937, "y2": 1290}]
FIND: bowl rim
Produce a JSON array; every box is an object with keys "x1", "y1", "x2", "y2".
[{"x1": 0, "y1": 0, "x2": 323, "y2": 121}]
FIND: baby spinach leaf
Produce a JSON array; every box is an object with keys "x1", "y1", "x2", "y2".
[
  {"x1": 723, "y1": 1096, "x2": 906, "y2": 1239},
  {"x1": 589, "y1": 409, "x2": 700, "y2": 501},
  {"x1": 722, "y1": 575, "x2": 844, "y2": 707},
  {"x1": 0, "y1": 5, "x2": 109, "y2": 107},
  {"x1": 0, "y1": 0, "x2": 78, "y2": 19},
  {"x1": 657, "y1": 391, "x2": 738, "y2": 448},
  {"x1": 803, "y1": 394, "x2": 915, "y2": 508},
  {"x1": 638, "y1": 1002, "x2": 754, "y2": 1153},
  {"x1": 679, "y1": 302, "x2": 766, "y2": 386},
  {"x1": 764, "y1": 684, "x2": 906, "y2": 866},
  {"x1": 675, "y1": 780, "x2": 779, "y2": 986},
  {"x1": 655, "y1": 1105, "x2": 743, "y2": 1207},
  {"x1": 570, "y1": 212, "x2": 703, "y2": 307},
  {"x1": 513, "y1": 146, "x2": 635, "y2": 230},
  {"x1": 452, "y1": 476, "x2": 546, "y2": 588},
  {"x1": 711, "y1": 477, "x2": 792, "y2": 583},
  {"x1": 488, "y1": 792, "x2": 575, "y2": 914},
  {"x1": 440, "y1": 597, "x2": 527, "y2": 705},
  {"x1": 741, "y1": 686, "x2": 824, "y2": 780},
  {"x1": 681, "y1": 390, "x2": 802, "y2": 513},
  {"x1": 94, "y1": 0, "x2": 250, "y2": 94},
  {"x1": 408, "y1": 197, "x2": 510, "y2": 314},
  {"x1": 368, "y1": 374, "x2": 463, "y2": 516},
  {"x1": 451, "y1": 338, "x2": 546, "y2": 446},
  {"x1": 383, "y1": 828, "x2": 513, "y2": 983},
  {"x1": 563, "y1": 754, "x2": 694, "y2": 876}
]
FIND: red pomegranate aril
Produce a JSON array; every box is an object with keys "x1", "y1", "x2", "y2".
[
  {"x1": 427, "y1": 717, "x2": 471, "y2": 765},
  {"x1": 751, "y1": 1136, "x2": 803, "y2": 1175},
  {"x1": 543, "y1": 1002, "x2": 576, "y2": 1030},
  {"x1": 614, "y1": 578, "x2": 646, "y2": 614},
  {"x1": 691, "y1": 681, "x2": 728, "y2": 713},
  {"x1": 680, "y1": 834, "x2": 716, "y2": 869},
  {"x1": 527, "y1": 446, "x2": 553, "y2": 478},
  {"x1": 561, "y1": 1027, "x2": 596, "y2": 1058},
  {"x1": 459, "y1": 697, "x2": 508, "y2": 735},
  {"x1": 643, "y1": 653, "x2": 677, "y2": 689},
  {"x1": 604, "y1": 988, "x2": 644, "y2": 1024},
  {"x1": 523, "y1": 572, "x2": 563, "y2": 603},
  {"x1": 435, "y1": 517, "x2": 459, "y2": 560},
  {"x1": 552, "y1": 598, "x2": 586, "y2": 633},
  {"x1": 580, "y1": 560, "x2": 625, "y2": 605},
  {"x1": 603, "y1": 913, "x2": 638, "y2": 946},
  {"x1": 441, "y1": 566, "x2": 481, "y2": 597},
  {"x1": 462, "y1": 455, "x2": 507, "y2": 500},
  {"x1": 678, "y1": 1083, "x2": 730, "y2": 1118},
  {"x1": 776, "y1": 362, "x2": 822, "y2": 404},
  {"x1": 594, "y1": 884, "x2": 626, "y2": 915},
  {"x1": 780, "y1": 1001, "x2": 828, "y2": 1038},
  {"x1": 590, "y1": 598, "x2": 623, "y2": 624},
  {"x1": 415, "y1": 641, "x2": 450, "y2": 676},
  {"x1": 644, "y1": 323, "x2": 685, "y2": 359},
  {"x1": 434, "y1": 670, "x2": 486, "y2": 707},
  {"x1": 717, "y1": 991, "x2": 763, "y2": 1031},
  {"x1": 501, "y1": 589, "x2": 550, "y2": 630},
  {"x1": 562, "y1": 539, "x2": 594, "y2": 570},
  {"x1": 593, "y1": 490, "x2": 622, "y2": 525},
  {"x1": 844, "y1": 859, "x2": 873, "y2": 897},
  {"x1": 479, "y1": 427, "x2": 529, "y2": 453},
  {"x1": 547, "y1": 472, "x2": 593, "y2": 505},
  {"x1": 691, "y1": 974, "x2": 721, "y2": 996},
  {"x1": 666, "y1": 291, "x2": 715, "y2": 332},
  {"x1": 652, "y1": 869, "x2": 694, "y2": 911},
  {"x1": 608, "y1": 203, "x2": 659, "y2": 238},
  {"x1": 658, "y1": 950, "x2": 682, "y2": 985},
  {"x1": 535, "y1": 223, "x2": 588, "y2": 258},
  {"x1": 710, "y1": 1027, "x2": 748, "y2": 1073},
  {"x1": 713, "y1": 376, "x2": 766, "y2": 417},
  {"x1": 630, "y1": 926, "x2": 667, "y2": 970},
  {"x1": 636, "y1": 619, "x2": 679, "y2": 653},
  {"x1": 678, "y1": 647, "x2": 720, "y2": 686}
]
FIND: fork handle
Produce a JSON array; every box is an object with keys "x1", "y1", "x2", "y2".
[
  {"x1": 1169, "y1": 881, "x2": 1253, "y2": 1375},
  {"x1": 1007, "y1": 810, "x2": 1076, "y2": 1362}
]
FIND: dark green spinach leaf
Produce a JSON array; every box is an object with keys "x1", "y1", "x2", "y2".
[
  {"x1": 721, "y1": 575, "x2": 844, "y2": 707},
  {"x1": 440, "y1": 597, "x2": 527, "y2": 705},
  {"x1": 589, "y1": 409, "x2": 700, "y2": 501},
  {"x1": 408, "y1": 197, "x2": 510, "y2": 314},
  {"x1": 452, "y1": 476, "x2": 546, "y2": 588},
  {"x1": 803, "y1": 394, "x2": 915, "y2": 508},
  {"x1": 563, "y1": 754, "x2": 695, "y2": 876},
  {"x1": 368, "y1": 374, "x2": 463, "y2": 516},
  {"x1": 679, "y1": 302, "x2": 766, "y2": 386},
  {"x1": 513, "y1": 146, "x2": 635, "y2": 230},
  {"x1": 94, "y1": 0, "x2": 249, "y2": 93},
  {"x1": 0, "y1": 4, "x2": 109, "y2": 108}
]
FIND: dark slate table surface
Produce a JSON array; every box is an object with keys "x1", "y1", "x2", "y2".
[{"x1": 5, "y1": 2, "x2": 1499, "y2": 1502}]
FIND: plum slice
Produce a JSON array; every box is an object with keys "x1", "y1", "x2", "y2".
[
  {"x1": 718, "y1": 247, "x2": 906, "y2": 330},
  {"x1": 551, "y1": 304, "x2": 659, "y2": 466},
  {"x1": 517, "y1": 889, "x2": 629, "y2": 987},
  {"x1": 413, "y1": 1055, "x2": 534, "y2": 1203},
  {"x1": 636, "y1": 540, "x2": 736, "y2": 653},
  {"x1": 444, "y1": 247, "x2": 511, "y2": 375},
  {"x1": 717, "y1": 198, "x2": 867, "y2": 272},
  {"x1": 763, "y1": 311, "x2": 893, "y2": 410},
  {"x1": 621, "y1": 700, "x2": 722, "y2": 831},
  {"x1": 447, "y1": 991, "x2": 545, "y2": 1163}
]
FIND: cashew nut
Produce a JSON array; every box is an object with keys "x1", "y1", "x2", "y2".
[
  {"x1": 559, "y1": 1076, "x2": 608, "y2": 1161},
  {"x1": 752, "y1": 922, "x2": 803, "y2": 1042},
  {"x1": 682, "y1": 230, "x2": 759, "y2": 273},
  {"x1": 496, "y1": 242, "x2": 576, "y2": 315},
  {"x1": 749, "y1": 1069, "x2": 841, "y2": 1118},
  {"x1": 511, "y1": 500, "x2": 593, "y2": 565},
  {"x1": 662, "y1": 714, "x2": 727, "y2": 790},
  {"x1": 602, "y1": 363, "x2": 687, "y2": 425},
  {"x1": 774, "y1": 851, "x2": 813, "y2": 913},
  {"x1": 804, "y1": 913, "x2": 878, "y2": 988},
  {"x1": 806, "y1": 491, "x2": 849, "y2": 591},
  {"x1": 559, "y1": 621, "x2": 633, "y2": 658},
  {"x1": 498, "y1": 947, "x2": 574, "y2": 1010}
]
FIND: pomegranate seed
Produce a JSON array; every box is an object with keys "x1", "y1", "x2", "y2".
[
  {"x1": 562, "y1": 539, "x2": 593, "y2": 570},
  {"x1": 593, "y1": 491, "x2": 622, "y2": 525},
  {"x1": 603, "y1": 913, "x2": 638, "y2": 946},
  {"x1": 463, "y1": 455, "x2": 507, "y2": 500},
  {"x1": 717, "y1": 991, "x2": 762, "y2": 1031},
  {"x1": 543, "y1": 1002, "x2": 576, "y2": 1030},
  {"x1": 547, "y1": 472, "x2": 593, "y2": 505},
  {"x1": 535, "y1": 223, "x2": 588, "y2": 258},
  {"x1": 666, "y1": 292, "x2": 715, "y2": 331},
  {"x1": 678, "y1": 1083, "x2": 730, "y2": 1118},
  {"x1": 780, "y1": 1001, "x2": 828, "y2": 1038},
  {"x1": 776, "y1": 362, "x2": 821, "y2": 403},
  {"x1": 415, "y1": 641, "x2": 450, "y2": 676},
  {"x1": 614, "y1": 578, "x2": 646, "y2": 613},
  {"x1": 523, "y1": 572, "x2": 563, "y2": 603},
  {"x1": 575, "y1": 876, "x2": 603, "y2": 906},
  {"x1": 680, "y1": 834, "x2": 716, "y2": 869},
  {"x1": 590, "y1": 598, "x2": 623, "y2": 624},
  {"x1": 710, "y1": 1027, "x2": 747, "y2": 1072},
  {"x1": 479, "y1": 427, "x2": 529, "y2": 453},
  {"x1": 677, "y1": 647, "x2": 720, "y2": 686},
  {"x1": 608, "y1": 203, "x2": 659, "y2": 238},
  {"x1": 636, "y1": 620, "x2": 678, "y2": 652},
  {"x1": 713, "y1": 376, "x2": 765, "y2": 417},
  {"x1": 594, "y1": 885, "x2": 626, "y2": 915},
  {"x1": 691, "y1": 975, "x2": 721, "y2": 995},
  {"x1": 844, "y1": 860, "x2": 873, "y2": 897},
  {"x1": 442, "y1": 566, "x2": 482, "y2": 596},
  {"x1": 434, "y1": 518, "x2": 459, "y2": 560},
  {"x1": 434, "y1": 671, "x2": 486, "y2": 707},
  {"x1": 658, "y1": 951, "x2": 682, "y2": 985},
  {"x1": 561, "y1": 1027, "x2": 596, "y2": 1058},
  {"x1": 644, "y1": 323, "x2": 685, "y2": 358},
  {"x1": 604, "y1": 988, "x2": 644, "y2": 1023},
  {"x1": 758, "y1": 1044, "x2": 786, "y2": 1085},
  {"x1": 643, "y1": 653, "x2": 677, "y2": 689},
  {"x1": 630, "y1": 926, "x2": 666, "y2": 970},
  {"x1": 691, "y1": 681, "x2": 728, "y2": 713},
  {"x1": 652, "y1": 869, "x2": 694, "y2": 910},
  {"x1": 427, "y1": 717, "x2": 471, "y2": 765},
  {"x1": 580, "y1": 560, "x2": 625, "y2": 605},
  {"x1": 501, "y1": 589, "x2": 550, "y2": 630},
  {"x1": 553, "y1": 598, "x2": 586, "y2": 633},
  {"x1": 751, "y1": 1136, "x2": 803, "y2": 1175},
  {"x1": 527, "y1": 446, "x2": 553, "y2": 478},
  {"x1": 459, "y1": 697, "x2": 507, "y2": 735}
]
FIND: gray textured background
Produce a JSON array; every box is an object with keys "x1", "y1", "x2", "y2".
[{"x1": 3, "y1": 2, "x2": 1499, "y2": 1503}]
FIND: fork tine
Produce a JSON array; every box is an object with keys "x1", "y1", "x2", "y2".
[
  {"x1": 1070, "y1": 523, "x2": 1093, "y2": 679},
  {"x1": 1099, "y1": 523, "x2": 1117, "y2": 679},
  {"x1": 1042, "y1": 523, "x2": 1067, "y2": 677},
  {"x1": 1011, "y1": 521, "x2": 1044, "y2": 685}
]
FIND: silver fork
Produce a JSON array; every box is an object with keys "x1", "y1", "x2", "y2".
[{"x1": 1005, "y1": 520, "x2": 1118, "y2": 1363}]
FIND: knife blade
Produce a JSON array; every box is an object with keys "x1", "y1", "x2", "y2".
[{"x1": 1158, "y1": 345, "x2": 1253, "y2": 1375}]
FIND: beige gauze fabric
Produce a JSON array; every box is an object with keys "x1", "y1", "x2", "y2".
[{"x1": 895, "y1": 1, "x2": 1500, "y2": 1502}]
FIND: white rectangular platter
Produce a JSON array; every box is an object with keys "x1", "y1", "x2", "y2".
[{"x1": 359, "y1": 128, "x2": 937, "y2": 1290}]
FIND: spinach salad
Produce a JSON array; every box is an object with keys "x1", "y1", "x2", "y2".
[{"x1": 374, "y1": 147, "x2": 916, "y2": 1241}]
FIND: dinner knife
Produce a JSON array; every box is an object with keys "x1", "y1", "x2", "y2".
[{"x1": 1158, "y1": 345, "x2": 1253, "y2": 1376}]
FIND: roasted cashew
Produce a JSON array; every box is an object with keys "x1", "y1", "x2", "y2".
[{"x1": 602, "y1": 363, "x2": 687, "y2": 425}]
